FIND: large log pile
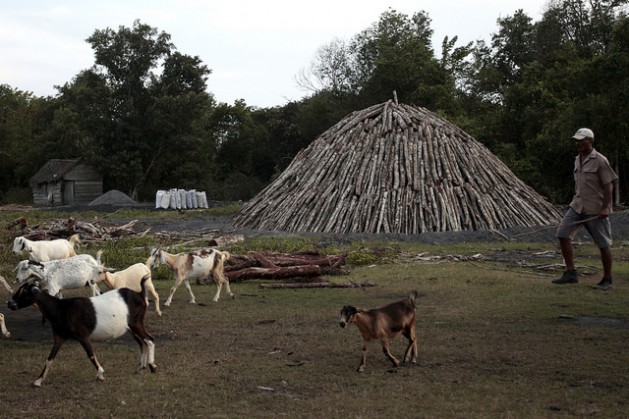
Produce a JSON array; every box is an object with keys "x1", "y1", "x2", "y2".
[
  {"x1": 224, "y1": 250, "x2": 352, "y2": 286},
  {"x1": 224, "y1": 251, "x2": 377, "y2": 289},
  {"x1": 232, "y1": 100, "x2": 561, "y2": 234}
]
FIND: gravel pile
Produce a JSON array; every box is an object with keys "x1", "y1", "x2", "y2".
[{"x1": 89, "y1": 190, "x2": 138, "y2": 206}]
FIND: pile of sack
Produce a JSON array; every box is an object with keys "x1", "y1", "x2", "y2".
[{"x1": 155, "y1": 189, "x2": 209, "y2": 209}]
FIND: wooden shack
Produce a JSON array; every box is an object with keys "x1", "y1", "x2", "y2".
[{"x1": 29, "y1": 159, "x2": 103, "y2": 206}]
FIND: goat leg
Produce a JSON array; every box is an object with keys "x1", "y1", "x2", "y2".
[
  {"x1": 0, "y1": 313, "x2": 9, "y2": 338},
  {"x1": 183, "y1": 279, "x2": 196, "y2": 303},
  {"x1": 165, "y1": 278, "x2": 196, "y2": 306},
  {"x1": 357, "y1": 343, "x2": 368, "y2": 372},
  {"x1": 380, "y1": 339, "x2": 400, "y2": 368},
  {"x1": 212, "y1": 282, "x2": 223, "y2": 302},
  {"x1": 33, "y1": 336, "x2": 65, "y2": 387},
  {"x1": 131, "y1": 330, "x2": 157, "y2": 374},
  {"x1": 78, "y1": 339, "x2": 105, "y2": 381},
  {"x1": 147, "y1": 339, "x2": 157, "y2": 373},
  {"x1": 33, "y1": 359, "x2": 54, "y2": 388},
  {"x1": 403, "y1": 339, "x2": 418, "y2": 365}
]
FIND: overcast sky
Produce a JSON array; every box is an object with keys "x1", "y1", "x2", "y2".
[{"x1": 1, "y1": 0, "x2": 551, "y2": 108}]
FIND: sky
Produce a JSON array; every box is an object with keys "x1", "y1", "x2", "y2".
[{"x1": 1, "y1": 0, "x2": 551, "y2": 108}]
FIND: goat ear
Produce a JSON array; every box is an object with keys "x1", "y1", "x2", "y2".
[{"x1": 341, "y1": 305, "x2": 357, "y2": 316}]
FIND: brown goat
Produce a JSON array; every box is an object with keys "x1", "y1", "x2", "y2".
[{"x1": 340, "y1": 291, "x2": 418, "y2": 372}]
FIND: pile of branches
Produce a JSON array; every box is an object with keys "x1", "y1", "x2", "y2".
[
  {"x1": 5, "y1": 216, "x2": 144, "y2": 242},
  {"x1": 223, "y1": 250, "x2": 373, "y2": 289}
]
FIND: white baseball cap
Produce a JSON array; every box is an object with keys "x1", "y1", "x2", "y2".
[{"x1": 572, "y1": 128, "x2": 594, "y2": 140}]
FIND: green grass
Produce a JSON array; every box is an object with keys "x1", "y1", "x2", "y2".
[{"x1": 0, "y1": 209, "x2": 627, "y2": 418}]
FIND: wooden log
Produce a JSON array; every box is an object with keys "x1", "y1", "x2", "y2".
[
  {"x1": 226, "y1": 265, "x2": 322, "y2": 282},
  {"x1": 259, "y1": 280, "x2": 377, "y2": 289},
  {"x1": 5, "y1": 216, "x2": 28, "y2": 231}
]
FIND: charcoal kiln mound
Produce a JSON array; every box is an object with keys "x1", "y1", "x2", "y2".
[{"x1": 232, "y1": 100, "x2": 561, "y2": 234}]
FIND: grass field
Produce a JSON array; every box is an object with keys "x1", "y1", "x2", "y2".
[{"x1": 0, "y1": 209, "x2": 627, "y2": 418}]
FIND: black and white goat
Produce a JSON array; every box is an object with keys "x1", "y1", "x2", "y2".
[
  {"x1": 7, "y1": 277, "x2": 157, "y2": 387},
  {"x1": 339, "y1": 292, "x2": 418, "y2": 372},
  {"x1": 14, "y1": 252, "x2": 103, "y2": 298},
  {"x1": 12, "y1": 234, "x2": 81, "y2": 262}
]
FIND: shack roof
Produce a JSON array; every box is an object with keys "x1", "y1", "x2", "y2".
[{"x1": 29, "y1": 158, "x2": 83, "y2": 186}]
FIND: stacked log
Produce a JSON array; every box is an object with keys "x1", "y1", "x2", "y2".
[
  {"x1": 232, "y1": 100, "x2": 562, "y2": 234},
  {"x1": 224, "y1": 250, "x2": 349, "y2": 283}
]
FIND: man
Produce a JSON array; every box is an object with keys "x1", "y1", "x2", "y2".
[{"x1": 553, "y1": 128, "x2": 618, "y2": 289}]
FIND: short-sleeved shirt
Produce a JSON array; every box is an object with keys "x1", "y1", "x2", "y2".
[{"x1": 569, "y1": 148, "x2": 618, "y2": 215}]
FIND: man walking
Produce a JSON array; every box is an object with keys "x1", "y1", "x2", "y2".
[{"x1": 553, "y1": 128, "x2": 618, "y2": 289}]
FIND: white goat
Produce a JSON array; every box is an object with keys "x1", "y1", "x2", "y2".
[
  {"x1": 12, "y1": 234, "x2": 81, "y2": 262},
  {"x1": 97, "y1": 263, "x2": 161, "y2": 316},
  {"x1": 0, "y1": 274, "x2": 13, "y2": 293},
  {"x1": 14, "y1": 252, "x2": 103, "y2": 298},
  {"x1": 147, "y1": 247, "x2": 232, "y2": 306},
  {"x1": 0, "y1": 313, "x2": 9, "y2": 338},
  {"x1": 0, "y1": 275, "x2": 13, "y2": 338}
]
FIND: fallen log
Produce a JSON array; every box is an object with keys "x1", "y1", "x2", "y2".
[
  {"x1": 5, "y1": 216, "x2": 28, "y2": 231},
  {"x1": 226, "y1": 265, "x2": 322, "y2": 282},
  {"x1": 259, "y1": 280, "x2": 376, "y2": 289},
  {"x1": 225, "y1": 252, "x2": 347, "y2": 270}
]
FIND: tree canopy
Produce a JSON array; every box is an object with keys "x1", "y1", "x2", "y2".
[{"x1": 1, "y1": 1, "x2": 626, "y2": 207}]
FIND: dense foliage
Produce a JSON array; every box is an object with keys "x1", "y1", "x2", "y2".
[{"x1": 1, "y1": 1, "x2": 626, "y2": 205}]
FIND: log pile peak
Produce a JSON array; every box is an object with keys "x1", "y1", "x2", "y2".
[{"x1": 232, "y1": 100, "x2": 561, "y2": 234}]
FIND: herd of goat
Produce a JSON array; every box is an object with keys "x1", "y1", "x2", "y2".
[{"x1": 1, "y1": 233, "x2": 419, "y2": 387}]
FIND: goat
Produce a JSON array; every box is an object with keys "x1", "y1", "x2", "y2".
[
  {"x1": 0, "y1": 275, "x2": 12, "y2": 337},
  {"x1": 147, "y1": 247, "x2": 232, "y2": 306},
  {"x1": 339, "y1": 291, "x2": 418, "y2": 372},
  {"x1": 14, "y1": 252, "x2": 103, "y2": 298},
  {"x1": 0, "y1": 313, "x2": 8, "y2": 338},
  {"x1": 12, "y1": 234, "x2": 81, "y2": 262},
  {"x1": 0, "y1": 275, "x2": 13, "y2": 294},
  {"x1": 97, "y1": 263, "x2": 161, "y2": 316},
  {"x1": 7, "y1": 277, "x2": 157, "y2": 387}
]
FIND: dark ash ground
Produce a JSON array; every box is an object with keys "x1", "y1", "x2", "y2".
[{"x1": 127, "y1": 210, "x2": 629, "y2": 246}]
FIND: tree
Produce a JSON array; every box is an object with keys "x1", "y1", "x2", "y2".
[
  {"x1": 299, "y1": 9, "x2": 459, "y2": 114},
  {"x1": 298, "y1": 38, "x2": 360, "y2": 98},
  {"x1": 59, "y1": 20, "x2": 215, "y2": 199},
  {"x1": 0, "y1": 85, "x2": 38, "y2": 202}
]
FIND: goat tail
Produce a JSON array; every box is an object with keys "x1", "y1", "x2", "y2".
[
  {"x1": 139, "y1": 274, "x2": 150, "y2": 300},
  {"x1": 213, "y1": 251, "x2": 229, "y2": 282},
  {"x1": 218, "y1": 250, "x2": 231, "y2": 262},
  {"x1": 409, "y1": 290, "x2": 419, "y2": 307}
]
